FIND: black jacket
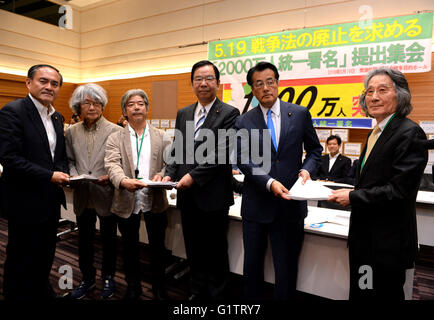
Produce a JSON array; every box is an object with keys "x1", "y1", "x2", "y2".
[{"x1": 0, "y1": 96, "x2": 69, "y2": 223}]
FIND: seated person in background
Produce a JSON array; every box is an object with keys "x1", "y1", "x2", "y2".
[
  {"x1": 312, "y1": 135, "x2": 351, "y2": 183},
  {"x1": 71, "y1": 113, "x2": 80, "y2": 124},
  {"x1": 117, "y1": 115, "x2": 128, "y2": 127}
]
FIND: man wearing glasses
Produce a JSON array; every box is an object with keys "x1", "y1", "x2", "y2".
[
  {"x1": 329, "y1": 68, "x2": 427, "y2": 300},
  {"x1": 163, "y1": 60, "x2": 240, "y2": 300},
  {"x1": 235, "y1": 62, "x2": 322, "y2": 299}
]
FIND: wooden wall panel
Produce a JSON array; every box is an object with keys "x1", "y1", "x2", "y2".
[
  {"x1": 1, "y1": 52, "x2": 433, "y2": 148},
  {"x1": 0, "y1": 72, "x2": 77, "y2": 123}
]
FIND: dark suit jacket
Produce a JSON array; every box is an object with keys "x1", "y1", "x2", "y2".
[
  {"x1": 0, "y1": 96, "x2": 68, "y2": 224},
  {"x1": 235, "y1": 100, "x2": 322, "y2": 223},
  {"x1": 349, "y1": 116, "x2": 427, "y2": 269},
  {"x1": 165, "y1": 98, "x2": 240, "y2": 211},
  {"x1": 421, "y1": 139, "x2": 434, "y2": 150},
  {"x1": 346, "y1": 159, "x2": 359, "y2": 185},
  {"x1": 312, "y1": 153, "x2": 351, "y2": 183}
]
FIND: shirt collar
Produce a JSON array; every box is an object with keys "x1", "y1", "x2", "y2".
[
  {"x1": 196, "y1": 98, "x2": 216, "y2": 116},
  {"x1": 29, "y1": 93, "x2": 55, "y2": 117},
  {"x1": 259, "y1": 99, "x2": 280, "y2": 118},
  {"x1": 82, "y1": 115, "x2": 103, "y2": 131},
  {"x1": 376, "y1": 113, "x2": 394, "y2": 132},
  {"x1": 127, "y1": 122, "x2": 149, "y2": 137},
  {"x1": 329, "y1": 153, "x2": 340, "y2": 160}
]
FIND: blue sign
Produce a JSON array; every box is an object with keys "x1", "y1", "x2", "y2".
[{"x1": 313, "y1": 118, "x2": 372, "y2": 129}]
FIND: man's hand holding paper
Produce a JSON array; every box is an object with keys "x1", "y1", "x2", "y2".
[{"x1": 287, "y1": 177, "x2": 333, "y2": 200}]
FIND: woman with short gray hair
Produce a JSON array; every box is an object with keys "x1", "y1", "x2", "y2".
[
  {"x1": 69, "y1": 83, "x2": 108, "y2": 115},
  {"x1": 65, "y1": 83, "x2": 122, "y2": 300}
]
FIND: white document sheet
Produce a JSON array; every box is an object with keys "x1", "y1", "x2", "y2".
[
  {"x1": 142, "y1": 179, "x2": 177, "y2": 188},
  {"x1": 69, "y1": 174, "x2": 98, "y2": 181},
  {"x1": 287, "y1": 177, "x2": 333, "y2": 200}
]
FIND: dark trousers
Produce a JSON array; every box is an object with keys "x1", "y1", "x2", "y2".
[
  {"x1": 3, "y1": 213, "x2": 59, "y2": 300},
  {"x1": 180, "y1": 206, "x2": 230, "y2": 299},
  {"x1": 117, "y1": 211, "x2": 168, "y2": 290},
  {"x1": 242, "y1": 217, "x2": 304, "y2": 300},
  {"x1": 76, "y1": 209, "x2": 118, "y2": 280},
  {"x1": 349, "y1": 252, "x2": 406, "y2": 300}
]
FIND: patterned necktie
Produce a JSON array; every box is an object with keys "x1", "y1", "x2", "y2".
[
  {"x1": 194, "y1": 107, "x2": 207, "y2": 140},
  {"x1": 364, "y1": 125, "x2": 381, "y2": 162},
  {"x1": 267, "y1": 109, "x2": 278, "y2": 151}
]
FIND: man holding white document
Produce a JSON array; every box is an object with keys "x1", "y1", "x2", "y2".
[
  {"x1": 235, "y1": 62, "x2": 322, "y2": 299},
  {"x1": 105, "y1": 89, "x2": 172, "y2": 300}
]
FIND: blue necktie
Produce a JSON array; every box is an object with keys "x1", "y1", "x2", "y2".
[
  {"x1": 267, "y1": 109, "x2": 278, "y2": 151},
  {"x1": 194, "y1": 107, "x2": 207, "y2": 140}
]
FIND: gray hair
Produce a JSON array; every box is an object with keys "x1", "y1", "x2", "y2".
[
  {"x1": 69, "y1": 83, "x2": 108, "y2": 114},
  {"x1": 120, "y1": 89, "x2": 149, "y2": 114},
  {"x1": 359, "y1": 68, "x2": 413, "y2": 118}
]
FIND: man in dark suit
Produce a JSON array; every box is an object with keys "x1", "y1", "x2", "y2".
[
  {"x1": 163, "y1": 60, "x2": 240, "y2": 300},
  {"x1": 0, "y1": 64, "x2": 70, "y2": 300},
  {"x1": 329, "y1": 68, "x2": 428, "y2": 300},
  {"x1": 312, "y1": 135, "x2": 351, "y2": 183},
  {"x1": 235, "y1": 62, "x2": 322, "y2": 299}
]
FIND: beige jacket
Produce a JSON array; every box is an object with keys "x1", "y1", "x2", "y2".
[
  {"x1": 104, "y1": 123, "x2": 170, "y2": 218},
  {"x1": 65, "y1": 117, "x2": 123, "y2": 216}
]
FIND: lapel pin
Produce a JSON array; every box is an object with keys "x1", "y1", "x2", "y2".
[
  {"x1": 216, "y1": 109, "x2": 220, "y2": 113},
  {"x1": 288, "y1": 112, "x2": 292, "y2": 117}
]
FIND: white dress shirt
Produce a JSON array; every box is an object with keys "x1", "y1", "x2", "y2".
[
  {"x1": 258, "y1": 99, "x2": 282, "y2": 191},
  {"x1": 128, "y1": 123, "x2": 151, "y2": 214},
  {"x1": 376, "y1": 113, "x2": 395, "y2": 138},
  {"x1": 259, "y1": 99, "x2": 281, "y2": 146},
  {"x1": 29, "y1": 93, "x2": 56, "y2": 160},
  {"x1": 194, "y1": 97, "x2": 216, "y2": 126},
  {"x1": 328, "y1": 153, "x2": 340, "y2": 172}
]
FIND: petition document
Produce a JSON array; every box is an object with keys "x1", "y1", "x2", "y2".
[
  {"x1": 142, "y1": 179, "x2": 177, "y2": 188},
  {"x1": 288, "y1": 177, "x2": 333, "y2": 200},
  {"x1": 69, "y1": 174, "x2": 98, "y2": 181}
]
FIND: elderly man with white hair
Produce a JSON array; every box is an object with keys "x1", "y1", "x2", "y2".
[{"x1": 65, "y1": 83, "x2": 122, "y2": 299}]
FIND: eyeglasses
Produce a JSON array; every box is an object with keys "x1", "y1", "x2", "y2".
[
  {"x1": 363, "y1": 85, "x2": 394, "y2": 97},
  {"x1": 193, "y1": 75, "x2": 217, "y2": 83},
  {"x1": 253, "y1": 78, "x2": 278, "y2": 89},
  {"x1": 81, "y1": 100, "x2": 102, "y2": 108}
]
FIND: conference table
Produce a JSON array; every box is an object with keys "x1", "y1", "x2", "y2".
[{"x1": 61, "y1": 180, "x2": 431, "y2": 300}]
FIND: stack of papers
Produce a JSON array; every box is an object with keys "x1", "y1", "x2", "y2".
[
  {"x1": 69, "y1": 174, "x2": 98, "y2": 181},
  {"x1": 142, "y1": 179, "x2": 177, "y2": 188},
  {"x1": 287, "y1": 177, "x2": 333, "y2": 200}
]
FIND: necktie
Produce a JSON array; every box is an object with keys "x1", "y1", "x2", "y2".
[
  {"x1": 267, "y1": 109, "x2": 278, "y2": 151},
  {"x1": 364, "y1": 125, "x2": 381, "y2": 162},
  {"x1": 194, "y1": 107, "x2": 207, "y2": 140}
]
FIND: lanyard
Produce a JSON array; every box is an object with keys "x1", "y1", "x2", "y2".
[
  {"x1": 360, "y1": 113, "x2": 395, "y2": 171},
  {"x1": 134, "y1": 128, "x2": 145, "y2": 179}
]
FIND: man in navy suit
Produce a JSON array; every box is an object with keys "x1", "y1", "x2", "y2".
[
  {"x1": 235, "y1": 62, "x2": 322, "y2": 299},
  {"x1": 0, "y1": 64, "x2": 70, "y2": 300}
]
